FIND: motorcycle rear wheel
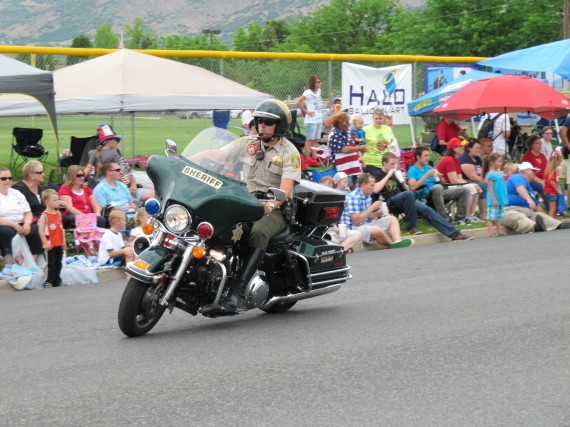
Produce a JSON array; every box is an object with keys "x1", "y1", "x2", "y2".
[
  {"x1": 118, "y1": 278, "x2": 167, "y2": 337},
  {"x1": 260, "y1": 301, "x2": 297, "y2": 313}
]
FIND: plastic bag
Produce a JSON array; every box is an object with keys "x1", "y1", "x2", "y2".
[
  {"x1": 11, "y1": 235, "x2": 36, "y2": 268},
  {"x1": 60, "y1": 265, "x2": 98, "y2": 286}
]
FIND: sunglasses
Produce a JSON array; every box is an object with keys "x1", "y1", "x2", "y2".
[
  {"x1": 257, "y1": 118, "x2": 278, "y2": 126},
  {"x1": 109, "y1": 168, "x2": 121, "y2": 172},
  {"x1": 0, "y1": 176, "x2": 13, "y2": 181},
  {"x1": 34, "y1": 171, "x2": 44, "y2": 174},
  {"x1": 75, "y1": 174, "x2": 85, "y2": 178}
]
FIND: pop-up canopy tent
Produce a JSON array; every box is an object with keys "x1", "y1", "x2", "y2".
[
  {"x1": 0, "y1": 49, "x2": 270, "y2": 115},
  {"x1": 478, "y1": 39, "x2": 570, "y2": 81},
  {"x1": 0, "y1": 54, "x2": 58, "y2": 142}
]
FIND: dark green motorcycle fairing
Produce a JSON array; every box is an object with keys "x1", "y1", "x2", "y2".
[{"x1": 146, "y1": 155, "x2": 263, "y2": 234}]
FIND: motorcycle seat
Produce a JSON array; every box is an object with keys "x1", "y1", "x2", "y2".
[{"x1": 268, "y1": 225, "x2": 293, "y2": 246}]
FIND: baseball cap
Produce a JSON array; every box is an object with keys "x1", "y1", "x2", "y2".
[
  {"x1": 447, "y1": 137, "x2": 468, "y2": 149},
  {"x1": 518, "y1": 162, "x2": 540, "y2": 171},
  {"x1": 333, "y1": 171, "x2": 348, "y2": 184}
]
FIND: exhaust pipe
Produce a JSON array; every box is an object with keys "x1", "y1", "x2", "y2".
[{"x1": 259, "y1": 283, "x2": 342, "y2": 310}]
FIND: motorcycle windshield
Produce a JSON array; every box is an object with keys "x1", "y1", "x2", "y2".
[{"x1": 147, "y1": 128, "x2": 264, "y2": 233}]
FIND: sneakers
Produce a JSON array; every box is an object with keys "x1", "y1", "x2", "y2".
[
  {"x1": 451, "y1": 233, "x2": 474, "y2": 241},
  {"x1": 407, "y1": 227, "x2": 423, "y2": 235},
  {"x1": 466, "y1": 215, "x2": 485, "y2": 224},
  {"x1": 534, "y1": 215, "x2": 546, "y2": 232},
  {"x1": 389, "y1": 238, "x2": 415, "y2": 249},
  {"x1": 452, "y1": 217, "x2": 467, "y2": 226}
]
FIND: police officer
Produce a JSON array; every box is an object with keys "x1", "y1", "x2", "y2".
[{"x1": 217, "y1": 99, "x2": 302, "y2": 311}]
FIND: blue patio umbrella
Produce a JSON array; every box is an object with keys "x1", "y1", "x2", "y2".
[
  {"x1": 408, "y1": 70, "x2": 498, "y2": 116},
  {"x1": 478, "y1": 39, "x2": 570, "y2": 81}
]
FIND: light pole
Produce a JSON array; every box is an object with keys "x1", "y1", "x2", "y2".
[{"x1": 202, "y1": 29, "x2": 221, "y2": 72}]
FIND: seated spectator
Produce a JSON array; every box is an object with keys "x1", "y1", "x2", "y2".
[
  {"x1": 333, "y1": 171, "x2": 350, "y2": 194},
  {"x1": 503, "y1": 162, "x2": 517, "y2": 180},
  {"x1": 543, "y1": 149, "x2": 563, "y2": 218},
  {"x1": 0, "y1": 167, "x2": 43, "y2": 268},
  {"x1": 436, "y1": 118, "x2": 470, "y2": 154},
  {"x1": 373, "y1": 152, "x2": 472, "y2": 241},
  {"x1": 328, "y1": 112, "x2": 365, "y2": 184},
  {"x1": 459, "y1": 139, "x2": 487, "y2": 220},
  {"x1": 502, "y1": 162, "x2": 570, "y2": 234},
  {"x1": 479, "y1": 137, "x2": 493, "y2": 160},
  {"x1": 363, "y1": 108, "x2": 394, "y2": 178},
  {"x1": 521, "y1": 135, "x2": 547, "y2": 206},
  {"x1": 407, "y1": 146, "x2": 470, "y2": 225},
  {"x1": 340, "y1": 173, "x2": 414, "y2": 249},
  {"x1": 319, "y1": 176, "x2": 334, "y2": 188},
  {"x1": 98, "y1": 210, "x2": 133, "y2": 266},
  {"x1": 86, "y1": 124, "x2": 154, "y2": 202},
  {"x1": 11, "y1": 160, "x2": 46, "y2": 222},
  {"x1": 435, "y1": 138, "x2": 482, "y2": 223},
  {"x1": 58, "y1": 165, "x2": 106, "y2": 229},
  {"x1": 128, "y1": 207, "x2": 150, "y2": 246},
  {"x1": 93, "y1": 162, "x2": 136, "y2": 211}
]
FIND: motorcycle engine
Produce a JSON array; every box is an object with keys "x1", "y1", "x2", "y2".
[{"x1": 244, "y1": 272, "x2": 269, "y2": 309}]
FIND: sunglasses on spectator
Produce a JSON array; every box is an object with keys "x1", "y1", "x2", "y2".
[
  {"x1": 257, "y1": 118, "x2": 278, "y2": 126},
  {"x1": 75, "y1": 174, "x2": 85, "y2": 178},
  {"x1": 34, "y1": 171, "x2": 44, "y2": 174},
  {"x1": 109, "y1": 168, "x2": 121, "y2": 172},
  {"x1": 0, "y1": 176, "x2": 13, "y2": 181}
]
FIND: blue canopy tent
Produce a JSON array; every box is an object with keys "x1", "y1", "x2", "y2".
[
  {"x1": 478, "y1": 39, "x2": 570, "y2": 81},
  {"x1": 408, "y1": 70, "x2": 498, "y2": 116}
]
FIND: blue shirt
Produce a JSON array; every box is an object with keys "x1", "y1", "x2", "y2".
[
  {"x1": 341, "y1": 187, "x2": 371, "y2": 229},
  {"x1": 406, "y1": 164, "x2": 435, "y2": 198},
  {"x1": 506, "y1": 173, "x2": 537, "y2": 208},
  {"x1": 486, "y1": 171, "x2": 508, "y2": 206},
  {"x1": 349, "y1": 126, "x2": 365, "y2": 143},
  {"x1": 93, "y1": 178, "x2": 133, "y2": 207}
]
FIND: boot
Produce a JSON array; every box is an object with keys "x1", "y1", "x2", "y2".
[{"x1": 222, "y1": 247, "x2": 266, "y2": 311}]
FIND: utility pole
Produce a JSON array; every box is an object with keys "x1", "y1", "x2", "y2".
[
  {"x1": 565, "y1": 0, "x2": 569, "y2": 38},
  {"x1": 202, "y1": 29, "x2": 221, "y2": 72}
]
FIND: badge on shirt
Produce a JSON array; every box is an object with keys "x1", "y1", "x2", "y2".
[
  {"x1": 290, "y1": 153, "x2": 301, "y2": 169},
  {"x1": 231, "y1": 223, "x2": 244, "y2": 242},
  {"x1": 272, "y1": 155, "x2": 282, "y2": 166},
  {"x1": 246, "y1": 143, "x2": 259, "y2": 157}
]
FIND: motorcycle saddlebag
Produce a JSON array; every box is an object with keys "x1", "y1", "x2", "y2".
[{"x1": 294, "y1": 179, "x2": 345, "y2": 226}]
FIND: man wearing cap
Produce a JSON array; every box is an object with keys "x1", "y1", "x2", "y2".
[
  {"x1": 435, "y1": 118, "x2": 470, "y2": 154},
  {"x1": 502, "y1": 162, "x2": 570, "y2": 234}
]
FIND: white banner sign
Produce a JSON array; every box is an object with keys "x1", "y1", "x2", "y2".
[{"x1": 342, "y1": 62, "x2": 412, "y2": 125}]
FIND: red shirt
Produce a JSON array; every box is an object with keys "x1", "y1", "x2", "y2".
[
  {"x1": 521, "y1": 151, "x2": 547, "y2": 179},
  {"x1": 544, "y1": 171, "x2": 559, "y2": 195},
  {"x1": 58, "y1": 185, "x2": 95, "y2": 214},
  {"x1": 436, "y1": 119, "x2": 461, "y2": 142},
  {"x1": 436, "y1": 155, "x2": 462, "y2": 184},
  {"x1": 42, "y1": 210, "x2": 64, "y2": 247}
]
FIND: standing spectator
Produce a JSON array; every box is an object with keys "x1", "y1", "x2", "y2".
[
  {"x1": 478, "y1": 113, "x2": 511, "y2": 154},
  {"x1": 328, "y1": 112, "x2": 365, "y2": 182},
  {"x1": 521, "y1": 135, "x2": 548, "y2": 206},
  {"x1": 37, "y1": 189, "x2": 65, "y2": 287},
  {"x1": 362, "y1": 108, "x2": 395, "y2": 178},
  {"x1": 435, "y1": 138, "x2": 482, "y2": 223},
  {"x1": 435, "y1": 118, "x2": 470, "y2": 154},
  {"x1": 12, "y1": 160, "x2": 46, "y2": 221},
  {"x1": 58, "y1": 165, "x2": 106, "y2": 229},
  {"x1": 543, "y1": 150, "x2": 563, "y2": 218},
  {"x1": 241, "y1": 108, "x2": 254, "y2": 133},
  {"x1": 0, "y1": 167, "x2": 43, "y2": 269},
  {"x1": 558, "y1": 116, "x2": 570, "y2": 208},
  {"x1": 93, "y1": 162, "x2": 136, "y2": 210},
  {"x1": 460, "y1": 139, "x2": 487, "y2": 220},
  {"x1": 296, "y1": 75, "x2": 323, "y2": 159},
  {"x1": 340, "y1": 173, "x2": 414, "y2": 249},
  {"x1": 540, "y1": 126, "x2": 554, "y2": 160},
  {"x1": 479, "y1": 138, "x2": 494, "y2": 160},
  {"x1": 482, "y1": 153, "x2": 508, "y2": 237},
  {"x1": 374, "y1": 152, "x2": 472, "y2": 241},
  {"x1": 98, "y1": 210, "x2": 133, "y2": 266},
  {"x1": 383, "y1": 115, "x2": 401, "y2": 158},
  {"x1": 407, "y1": 146, "x2": 470, "y2": 224}
]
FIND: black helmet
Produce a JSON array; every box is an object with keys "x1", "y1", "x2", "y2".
[{"x1": 253, "y1": 99, "x2": 292, "y2": 137}]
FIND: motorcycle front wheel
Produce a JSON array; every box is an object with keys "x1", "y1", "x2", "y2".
[{"x1": 118, "y1": 278, "x2": 167, "y2": 337}]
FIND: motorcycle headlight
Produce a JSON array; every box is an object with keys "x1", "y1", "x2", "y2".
[{"x1": 164, "y1": 204, "x2": 191, "y2": 233}]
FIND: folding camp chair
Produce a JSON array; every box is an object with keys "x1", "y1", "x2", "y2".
[
  {"x1": 59, "y1": 135, "x2": 97, "y2": 168},
  {"x1": 10, "y1": 127, "x2": 48, "y2": 171},
  {"x1": 311, "y1": 145, "x2": 331, "y2": 168}
]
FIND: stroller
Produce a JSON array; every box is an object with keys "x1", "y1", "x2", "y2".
[{"x1": 73, "y1": 213, "x2": 106, "y2": 257}]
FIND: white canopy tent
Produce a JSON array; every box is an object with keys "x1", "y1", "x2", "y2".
[{"x1": 0, "y1": 49, "x2": 270, "y2": 115}]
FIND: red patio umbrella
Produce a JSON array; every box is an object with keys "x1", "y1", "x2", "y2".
[{"x1": 432, "y1": 75, "x2": 570, "y2": 120}]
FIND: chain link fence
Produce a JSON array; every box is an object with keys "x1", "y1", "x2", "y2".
[{"x1": 1, "y1": 52, "x2": 435, "y2": 167}]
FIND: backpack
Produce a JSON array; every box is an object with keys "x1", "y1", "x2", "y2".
[
  {"x1": 477, "y1": 114, "x2": 500, "y2": 140},
  {"x1": 430, "y1": 134, "x2": 439, "y2": 152}
]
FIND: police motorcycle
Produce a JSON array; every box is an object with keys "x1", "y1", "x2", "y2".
[{"x1": 118, "y1": 102, "x2": 350, "y2": 337}]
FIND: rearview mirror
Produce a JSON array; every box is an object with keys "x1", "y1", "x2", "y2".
[{"x1": 267, "y1": 187, "x2": 286, "y2": 202}]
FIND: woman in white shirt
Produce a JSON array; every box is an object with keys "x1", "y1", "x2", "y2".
[
  {"x1": 540, "y1": 126, "x2": 554, "y2": 160},
  {"x1": 296, "y1": 75, "x2": 323, "y2": 159},
  {"x1": 0, "y1": 167, "x2": 43, "y2": 269}
]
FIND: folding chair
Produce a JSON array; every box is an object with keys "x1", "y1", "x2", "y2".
[
  {"x1": 73, "y1": 213, "x2": 106, "y2": 257},
  {"x1": 10, "y1": 127, "x2": 48, "y2": 171},
  {"x1": 59, "y1": 135, "x2": 97, "y2": 168},
  {"x1": 311, "y1": 145, "x2": 331, "y2": 168}
]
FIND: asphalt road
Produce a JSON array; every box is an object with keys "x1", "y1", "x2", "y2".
[{"x1": 1, "y1": 232, "x2": 569, "y2": 426}]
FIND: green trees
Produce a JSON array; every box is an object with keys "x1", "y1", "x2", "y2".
[
  {"x1": 94, "y1": 23, "x2": 118, "y2": 48},
  {"x1": 67, "y1": 34, "x2": 92, "y2": 65}
]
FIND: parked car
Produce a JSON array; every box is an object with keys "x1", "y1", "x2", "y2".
[{"x1": 176, "y1": 111, "x2": 211, "y2": 119}]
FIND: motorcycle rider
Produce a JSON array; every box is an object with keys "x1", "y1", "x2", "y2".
[{"x1": 195, "y1": 99, "x2": 302, "y2": 312}]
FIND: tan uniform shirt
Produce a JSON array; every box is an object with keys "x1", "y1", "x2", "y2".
[{"x1": 223, "y1": 135, "x2": 302, "y2": 194}]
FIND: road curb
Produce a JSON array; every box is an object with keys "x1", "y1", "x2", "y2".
[{"x1": 0, "y1": 267, "x2": 127, "y2": 294}]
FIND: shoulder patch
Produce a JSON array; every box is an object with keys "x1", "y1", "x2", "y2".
[{"x1": 290, "y1": 153, "x2": 301, "y2": 169}]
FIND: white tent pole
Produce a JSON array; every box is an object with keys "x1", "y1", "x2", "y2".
[{"x1": 131, "y1": 113, "x2": 135, "y2": 158}]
